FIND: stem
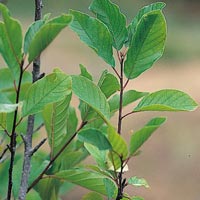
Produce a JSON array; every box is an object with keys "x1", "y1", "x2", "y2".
[
  {"x1": 117, "y1": 56, "x2": 124, "y2": 134},
  {"x1": 27, "y1": 121, "x2": 87, "y2": 192},
  {"x1": 18, "y1": 1, "x2": 43, "y2": 199},
  {"x1": 121, "y1": 111, "x2": 138, "y2": 120},
  {"x1": 7, "y1": 64, "x2": 24, "y2": 200}
]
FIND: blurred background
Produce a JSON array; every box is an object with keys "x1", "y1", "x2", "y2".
[{"x1": 1, "y1": 0, "x2": 200, "y2": 199}]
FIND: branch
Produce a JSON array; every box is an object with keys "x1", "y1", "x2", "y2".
[
  {"x1": 27, "y1": 121, "x2": 87, "y2": 192},
  {"x1": 18, "y1": 1, "x2": 43, "y2": 199}
]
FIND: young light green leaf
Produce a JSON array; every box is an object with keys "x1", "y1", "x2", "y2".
[
  {"x1": 22, "y1": 71, "x2": 72, "y2": 117},
  {"x1": 98, "y1": 70, "x2": 120, "y2": 98},
  {"x1": 79, "y1": 64, "x2": 93, "y2": 81},
  {"x1": 43, "y1": 94, "x2": 71, "y2": 158},
  {"x1": 128, "y1": 176, "x2": 149, "y2": 188},
  {"x1": 134, "y1": 89, "x2": 198, "y2": 112},
  {"x1": 55, "y1": 168, "x2": 117, "y2": 196},
  {"x1": 131, "y1": 197, "x2": 144, "y2": 200},
  {"x1": 72, "y1": 75, "x2": 110, "y2": 123},
  {"x1": 78, "y1": 128, "x2": 112, "y2": 150},
  {"x1": 0, "y1": 4, "x2": 22, "y2": 79},
  {"x1": 127, "y1": 2, "x2": 166, "y2": 46},
  {"x1": 26, "y1": 190, "x2": 42, "y2": 200},
  {"x1": 89, "y1": 0, "x2": 128, "y2": 50},
  {"x1": 69, "y1": 10, "x2": 115, "y2": 66},
  {"x1": 82, "y1": 192, "x2": 103, "y2": 200},
  {"x1": 130, "y1": 117, "x2": 166, "y2": 156},
  {"x1": 109, "y1": 90, "x2": 148, "y2": 113},
  {"x1": 0, "y1": 103, "x2": 19, "y2": 113},
  {"x1": 108, "y1": 126, "x2": 128, "y2": 169},
  {"x1": 124, "y1": 10, "x2": 166, "y2": 79},
  {"x1": 28, "y1": 14, "x2": 72, "y2": 63}
]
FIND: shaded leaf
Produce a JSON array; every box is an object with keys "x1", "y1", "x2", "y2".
[
  {"x1": 43, "y1": 94, "x2": 71, "y2": 158},
  {"x1": 0, "y1": 113, "x2": 6, "y2": 130},
  {"x1": 98, "y1": 70, "x2": 120, "y2": 98},
  {"x1": 78, "y1": 128, "x2": 112, "y2": 150},
  {"x1": 130, "y1": 117, "x2": 166, "y2": 156},
  {"x1": 22, "y1": 70, "x2": 72, "y2": 117},
  {"x1": 128, "y1": 176, "x2": 149, "y2": 188},
  {"x1": 0, "y1": 4, "x2": 22, "y2": 78},
  {"x1": 124, "y1": 10, "x2": 166, "y2": 79},
  {"x1": 72, "y1": 75, "x2": 110, "y2": 123},
  {"x1": 127, "y1": 2, "x2": 166, "y2": 46},
  {"x1": 28, "y1": 14, "x2": 72, "y2": 62},
  {"x1": 109, "y1": 90, "x2": 148, "y2": 113},
  {"x1": 70, "y1": 10, "x2": 115, "y2": 66},
  {"x1": 26, "y1": 190, "x2": 42, "y2": 200},
  {"x1": 103, "y1": 178, "x2": 116, "y2": 199},
  {"x1": 82, "y1": 192, "x2": 103, "y2": 200},
  {"x1": 89, "y1": 0, "x2": 127, "y2": 50},
  {"x1": 134, "y1": 89, "x2": 198, "y2": 112},
  {"x1": 55, "y1": 168, "x2": 117, "y2": 196}
]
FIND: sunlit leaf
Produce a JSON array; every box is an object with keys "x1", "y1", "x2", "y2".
[
  {"x1": 0, "y1": 103, "x2": 19, "y2": 113},
  {"x1": 79, "y1": 64, "x2": 93, "y2": 81},
  {"x1": 130, "y1": 117, "x2": 166, "y2": 156},
  {"x1": 128, "y1": 176, "x2": 149, "y2": 188},
  {"x1": 89, "y1": 0, "x2": 127, "y2": 50},
  {"x1": 22, "y1": 70, "x2": 72, "y2": 117},
  {"x1": 70, "y1": 10, "x2": 115, "y2": 66},
  {"x1": 134, "y1": 89, "x2": 198, "y2": 112},
  {"x1": 124, "y1": 10, "x2": 166, "y2": 79}
]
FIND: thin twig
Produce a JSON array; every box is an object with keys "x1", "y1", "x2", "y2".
[
  {"x1": 27, "y1": 121, "x2": 87, "y2": 192},
  {"x1": 30, "y1": 138, "x2": 47, "y2": 156},
  {"x1": 121, "y1": 111, "x2": 138, "y2": 120},
  {"x1": 0, "y1": 146, "x2": 9, "y2": 160},
  {"x1": 123, "y1": 79, "x2": 129, "y2": 90},
  {"x1": 33, "y1": 123, "x2": 44, "y2": 134}
]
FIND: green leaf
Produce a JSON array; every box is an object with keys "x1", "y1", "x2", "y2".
[
  {"x1": 128, "y1": 176, "x2": 149, "y2": 188},
  {"x1": 124, "y1": 10, "x2": 166, "y2": 79},
  {"x1": 0, "y1": 113, "x2": 6, "y2": 130},
  {"x1": 55, "y1": 168, "x2": 117, "y2": 196},
  {"x1": 131, "y1": 196, "x2": 144, "y2": 200},
  {"x1": 24, "y1": 16, "x2": 47, "y2": 54},
  {"x1": 69, "y1": 10, "x2": 115, "y2": 66},
  {"x1": 72, "y1": 75, "x2": 110, "y2": 123},
  {"x1": 22, "y1": 70, "x2": 72, "y2": 117},
  {"x1": 89, "y1": 0, "x2": 127, "y2": 50},
  {"x1": 0, "y1": 4, "x2": 22, "y2": 79},
  {"x1": 103, "y1": 178, "x2": 116, "y2": 199},
  {"x1": 26, "y1": 190, "x2": 42, "y2": 200},
  {"x1": 130, "y1": 117, "x2": 166, "y2": 156},
  {"x1": 108, "y1": 126, "x2": 128, "y2": 169},
  {"x1": 82, "y1": 192, "x2": 103, "y2": 200},
  {"x1": 98, "y1": 70, "x2": 120, "y2": 98},
  {"x1": 109, "y1": 90, "x2": 148, "y2": 113},
  {"x1": 43, "y1": 94, "x2": 71, "y2": 158},
  {"x1": 0, "y1": 103, "x2": 19, "y2": 113},
  {"x1": 28, "y1": 14, "x2": 72, "y2": 63},
  {"x1": 134, "y1": 89, "x2": 198, "y2": 112},
  {"x1": 78, "y1": 128, "x2": 112, "y2": 150},
  {"x1": 80, "y1": 64, "x2": 93, "y2": 81},
  {"x1": 127, "y1": 2, "x2": 166, "y2": 46},
  {"x1": 84, "y1": 143, "x2": 108, "y2": 169}
]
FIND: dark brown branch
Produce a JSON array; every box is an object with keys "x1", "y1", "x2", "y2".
[
  {"x1": 27, "y1": 121, "x2": 87, "y2": 192},
  {"x1": 0, "y1": 146, "x2": 9, "y2": 160},
  {"x1": 30, "y1": 138, "x2": 47, "y2": 156}
]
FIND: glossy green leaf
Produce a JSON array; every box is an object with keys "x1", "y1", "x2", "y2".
[
  {"x1": 78, "y1": 128, "x2": 112, "y2": 150},
  {"x1": 108, "y1": 126, "x2": 128, "y2": 169},
  {"x1": 82, "y1": 192, "x2": 103, "y2": 200},
  {"x1": 28, "y1": 14, "x2": 72, "y2": 63},
  {"x1": 103, "y1": 178, "x2": 116, "y2": 199},
  {"x1": 70, "y1": 10, "x2": 115, "y2": 66},
  {"x1": 127, "y1": 2, "x2": 166, "y2": 46},
  {"x1": 72, "y1": 75, "x2": 110, "y2": 123},
  {"x1": 89, "y1": 0, "x2": 127, "y2": 50},
  {"x1": 0, "y1": 4, "x2": 22, "y2": 79},
  {"x1": 98, "y1": 70, "x2": 120, "y2": 98},
  {"x1": 43, "y1": 94, "x2": 71, "y2": 158},
  {"x1": 134, "y1": 89, "x2": 198, "y2": 112},
  {"x1": 128, "y1": 176, "x2": 149, "y2": 188},
  {"x1": 55, "y1": 168, "x2": 117, "y2": 196},
  {"x1": 124, "y1": 10, "x2": 166, "y2": 79},
  {"x1": 80, "y1": 64, "x2": 93, "y2": 81},
  {"x1": 109, "y1": 90, "x2": 148, "y2": 113},
  {"x1": 22, "y1": 70, "x2": 72, "y2": 117},
  {"x1": 130, "y1": 117, "x2": 166, "y2": 156}
]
